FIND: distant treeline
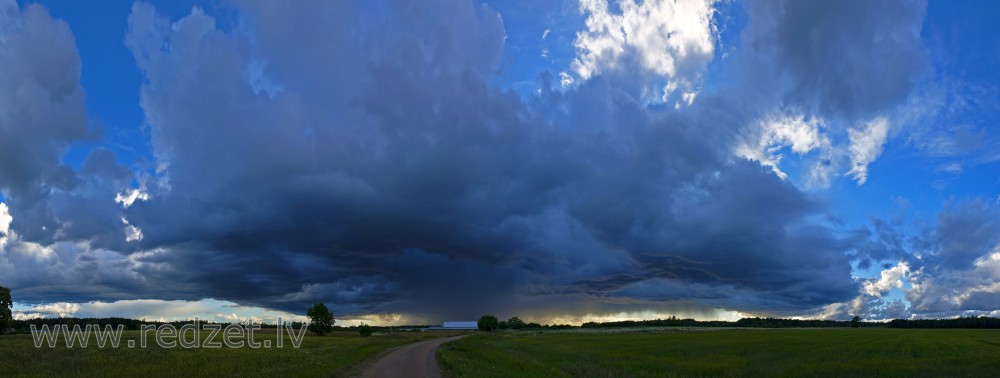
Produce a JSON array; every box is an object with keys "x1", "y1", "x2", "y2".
[
  {"x1": 582, "y1": 317, "x2": 879, "y2": 328},
  {"x1": 887, "y1": 316, "x2": 1000, "y2": 329},
  {"x1": 734, "y1": 317, "x2": 882, "y2": 328},
  {"x1": 582, "y1": 316, "x2": 1000, "y2": 329}
]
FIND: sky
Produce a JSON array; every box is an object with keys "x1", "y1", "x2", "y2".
[{"x1": 0, "y1": 0, "x2": 998, "y2": 326}]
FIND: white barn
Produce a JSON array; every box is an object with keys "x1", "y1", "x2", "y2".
[{"x1": 426, "y1": 321, "x2": 478, "y2": 331}]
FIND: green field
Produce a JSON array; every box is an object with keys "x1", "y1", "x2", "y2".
[
  {"x1": 0, "y1": 330, "x2": 444, "y2": 377},
  {"x1": 5, "y1": 327, "x2": 1000, "y2": 376},
  {"x1": 438, "y1": 328, "x2": 1000, "y2": 377}
]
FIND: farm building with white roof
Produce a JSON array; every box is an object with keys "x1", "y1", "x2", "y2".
[{"x1": 425, "y1": 321, "x2": 478, "y2": 330}]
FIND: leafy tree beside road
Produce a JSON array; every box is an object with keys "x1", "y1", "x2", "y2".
[{"x1": 306, "y1": 303, "x2": 334, "y2": 336}]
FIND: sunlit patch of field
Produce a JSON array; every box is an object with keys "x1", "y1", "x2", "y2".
[
  {"x1": 438, "y1": 328, "x2": 1000, "y2": 377},
  {"x1": 0, "y1": 330, "x2": 451, "y2": 377}
]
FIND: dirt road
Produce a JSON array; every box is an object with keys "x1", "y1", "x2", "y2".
[{"x1": 361, "y1": 335, "x2": 469, "y2": 378}]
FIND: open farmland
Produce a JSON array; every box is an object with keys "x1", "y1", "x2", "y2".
[
  {"x1": 0, "y1": 330, "x2": 456, "y2": 377},
  {"x1": 438, "y1": 328, "x2": 1000, "y2": 377}
]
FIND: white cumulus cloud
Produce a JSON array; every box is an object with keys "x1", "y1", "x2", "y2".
[
  {"x1": 863, "y1": 262, "x2": 910, "y2": 297},
  {"x1": 571, "y1": 0, "x2": 716, "y2": 102},
  {"x1": 737, "y1": 113, "x2": 830, "y2": 180},
  {"x1": 114, "y1": 188, "x2": 149, "y2": 208},
  {"x1": 847, "y1": 117, "x2": 891, "y2": 185},
  {"x1": 0, "y1": 202, "x2": 11, "y2": 236},
  {"x1": 121, "y1": 217, "x2": 143, "y2": 242},
  {"x1": 0, "y1": 202, "x2": 11, "y2": 250}
]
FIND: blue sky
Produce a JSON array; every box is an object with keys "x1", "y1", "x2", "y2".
[{"x1": 1, "y1": 0, "x2": 999, "y2": 325}]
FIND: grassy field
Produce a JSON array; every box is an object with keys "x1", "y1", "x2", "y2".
[
  {"x1": 438, "y1": 328, "x2": 1000, "y2": 377},
  {"x1": 0, "y1": 329, "x2": 451, "y2": 377}
]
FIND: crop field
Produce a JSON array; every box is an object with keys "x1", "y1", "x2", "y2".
[
  {"x1": 438, "y1": 328, "x2": 1000, "y2": 377},
  {"x1": 0, "y1": 330, "x2": 449, "y2": 377},
  {"x1": 4, "y1": 327, "x2": 999, "y2": 376}
]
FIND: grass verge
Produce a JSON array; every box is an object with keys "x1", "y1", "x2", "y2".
[{"x1": 0, "y1": 330, "x2": 438, "y2": 377}]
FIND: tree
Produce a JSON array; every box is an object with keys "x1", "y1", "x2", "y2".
[
  {"x1": 851, "y1": 316, "x2": 862, "y2": 328},
  {"x1": 506, "y1": 316, "x2": 526, "y2": 330},
  {"x1": 306, "y1": 303, "x2": 334, "y2": 336},
  {"x1": 0, "y1": 286, "x2": 11, "y2": 334},
  {"x1": 477, "y1": 314, "x2": 499, "y2": 332}
]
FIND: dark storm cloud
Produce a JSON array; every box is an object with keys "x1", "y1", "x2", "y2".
[
  {"x1": 934, "y1": 199, "x2": 1000, "y2": 269},
  {"x1": 849, "y1": 216, "x2": 915, "y2": 270},
  {"x1": 0, "y1": 1, "x2": 138, "y2": 254},
  {"x1": 2, "y1": 0, "x2": 946, "y2": 322},
  {"x1": 0, "y1": 0, "x2": 90, "y2": 243},
  {"x1": 744, "y1": 0, "x2": 928, "y2": 118},
  {"x1": 102, "y1": 0, "x2": 874, "y2": 320}
]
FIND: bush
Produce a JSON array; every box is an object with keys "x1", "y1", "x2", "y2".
[
  {"x1": 478, "y1": 315, "x2": 499, "y2": 332},
  {"x1": 358, "y1": 323, "x2": 374, "y2": 337},
  {"x1": 506, "y1": 316, "x2": 526, "y2": 330}
]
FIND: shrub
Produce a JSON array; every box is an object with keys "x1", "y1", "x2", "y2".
[
  {"x1": 358, "y1": 323, "x2": 374, "y2": 337},
  {"x1": 478, "y1": 315, "x2": 499, "y2": 332},
  {"x1": 507, "y1": 316, "x2": 526, "y2": 330}
]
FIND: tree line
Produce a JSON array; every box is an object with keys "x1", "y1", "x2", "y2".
[
  {"x1": 887, "y1": 316, "x2": 1000, "y2": 329},
  {"x1": 478, "y1": 315, "x2": 884, "y2": 330},
  {"x1": 477, "y1": 315, "x2": 575, "y2": 331},
  {"x1": 581, "y1": 316, "x2": 886, "y2": 328}
]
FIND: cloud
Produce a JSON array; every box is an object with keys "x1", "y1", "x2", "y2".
[
  {"x1": 846, "y1": 117, "x2": 891, "y2": 184},
  {"x1": 934, "y1": 199, "x2": 1000, "y2": 269},
  {"x1": 906, "y1": 248, "x2": 1000, "y2": 316},
  {"x1": 0, "y1": 0, "x2": 93, "y2": 244},
  {"x1": 570, "y1": 0, "x2": 717, "y2": 103},
  {"x1": 729, "y1": 0, "x2": 928, "y2": 187},
  {"x1": 936, "y1": 162, "x2": 962, "y2": 174},
  {"x1": 763, "y1": 115, "x2": 826, "y2": 155},
  {"x1": 863, "y1": 262, "x2": 910, "y2": 297},
  {"x1": 13, "y1": 298, "x2": 309, "y2": 324},
  {"x1": 736, "y1": 113, "x2": 831, "y2": 180},
  {"x1": 0, "y1": 202, "x2": 11, "y2": 246},
  {"x1": 115, "y1": 188, "x2": 149, "y2": 208},
  {"x1": 824, "y1": 198, "x2": 1000, "y2": 319},
  {"x1": 743, "y1": 0, "x2": 927, "y2": 118},
  {"x1": 21, "y1": 302, "x2": 80, "y2": 317},
  {"x1": 92, "y1": 0, "x2": 869, "y2": 322},
  {"x1": 4, "y1": 0, "x2": 978, "y2": 325},
  {"x1": 0, "y1": 1, "x2": 139, "y2": 258}
]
